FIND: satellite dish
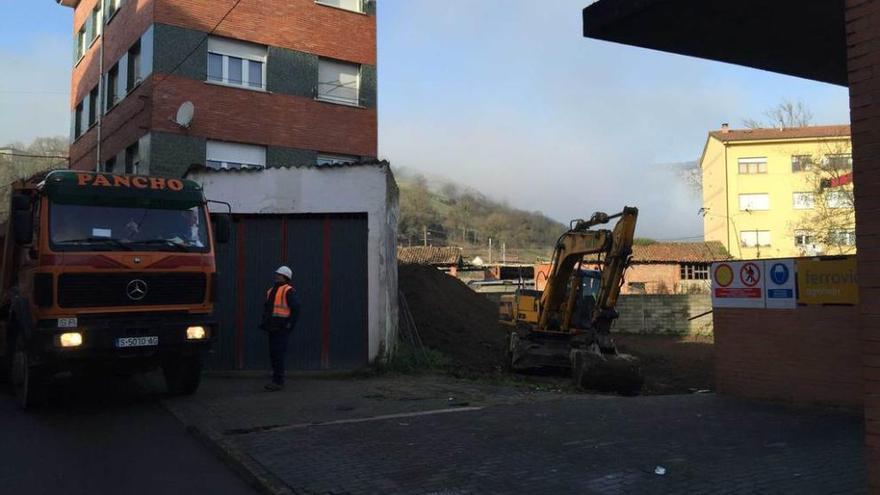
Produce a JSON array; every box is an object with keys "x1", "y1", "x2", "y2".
[{"x1": 175, "y1": 101, "x2": 195, "y2": 128}]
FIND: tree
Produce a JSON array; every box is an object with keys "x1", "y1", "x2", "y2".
[
  {"x1": 790, "y1": 140, "x2": 855, "y2": 255},
  {"x1": 0, "y1": 136, "x2": 68, "y2": 223},
  {"x1": 742, "y1": 99, "x2": 814, "y2": 129}
]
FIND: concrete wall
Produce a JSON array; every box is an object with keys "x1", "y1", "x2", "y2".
[
  {"x1": 189, "y1": 163, "x2": 399, "y2": 363},
  {"x1": 614, "y1": 294, "x2": 713, "y2": 336},
  {"x1": 714, "y1": 307, "x2": 862, "y2": 410}
]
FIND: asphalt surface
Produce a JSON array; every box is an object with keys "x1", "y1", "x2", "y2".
[{"x1": 0, "y1": 372, "x2": 255, "y2": 495}]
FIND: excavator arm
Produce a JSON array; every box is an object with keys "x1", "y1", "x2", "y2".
[{"x1": 537, "y1": 207, "x2": 638, "y2": 342}]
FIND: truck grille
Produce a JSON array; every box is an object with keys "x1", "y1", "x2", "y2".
[{"x1": 58, "y1": 273, "x2": 207, "y2": 308}]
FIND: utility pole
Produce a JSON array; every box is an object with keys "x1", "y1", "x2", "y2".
[
  {"x1": 489, "y1": 238, "x2": 493, "y2": 264},
  {"x1": 502, "y1": 242, "x2": 506, "y2": 264},
  {"x1": 423, "y1": 226, "x2": 428, "y2": 247}
]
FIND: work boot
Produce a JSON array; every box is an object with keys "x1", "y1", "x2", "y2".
[{"x1": 264, "y1": 382, "x2": 284, "y2": 392}]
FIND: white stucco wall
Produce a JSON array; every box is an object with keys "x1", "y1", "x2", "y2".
[{"x1": 189, "y1": 164, "x2": 399, "y2": 363}]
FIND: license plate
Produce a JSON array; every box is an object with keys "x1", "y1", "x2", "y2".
[{"x1": 116, "y1": 336, "x2": 159, "y2": 348}]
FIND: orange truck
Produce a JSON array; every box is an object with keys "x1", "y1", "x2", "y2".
[{"x1": 0, "y1": 170, "x2": 230, "y2": 407}]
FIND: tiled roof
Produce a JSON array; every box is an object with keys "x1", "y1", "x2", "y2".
[
  {"x1": 184, "y1": 159, "x2": 389, "y2": 176},
  {"x1": 709, "y1": 125, "x2": 850, "y2": 142},
  {"x1": 631, "y1": 241, "x2": 730, "y2": 264},
  {"x1": 398, "y1": 246, "x2": 463, "y2": 266}
]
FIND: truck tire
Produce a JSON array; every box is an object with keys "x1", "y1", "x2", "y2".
[
  {"x1": 11, "y1": 336, "x2": 45, "y2": 409},
  {"x1": 163, "y1": 355, "x2": 202, "y2": 396}
]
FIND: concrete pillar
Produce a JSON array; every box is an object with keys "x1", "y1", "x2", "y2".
[{"x1": 845, "y1": 0, "x2": 880, "y2": 490}]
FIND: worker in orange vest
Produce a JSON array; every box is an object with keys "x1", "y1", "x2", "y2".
[{"x1": 261, "y1": 266, "x2": 300, "y2": 391}]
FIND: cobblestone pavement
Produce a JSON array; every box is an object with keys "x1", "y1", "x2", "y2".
[{"x1": 167, "y1": 376, "x2": 866, "y2": 494}]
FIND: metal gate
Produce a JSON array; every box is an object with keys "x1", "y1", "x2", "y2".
[{"x1": 209, "y1": 214, "x2": 368, "y2": 370}]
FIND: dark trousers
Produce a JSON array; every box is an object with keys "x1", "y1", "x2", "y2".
[{"x1": 268, "y1": 329, "x2": 292, "y2": 385}]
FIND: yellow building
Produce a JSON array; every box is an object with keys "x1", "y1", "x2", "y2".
[{"x1": 700, "y1": 124, "x2": 853, "y2": 259}]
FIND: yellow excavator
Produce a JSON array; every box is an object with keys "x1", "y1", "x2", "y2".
[{"x1": 499, "y1": 207, "x2": 642, "y2": 395}]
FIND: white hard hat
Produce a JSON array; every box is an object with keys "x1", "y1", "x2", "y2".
[{"x1": 275, "y1": 266, "x2": 293, "y2": 279}]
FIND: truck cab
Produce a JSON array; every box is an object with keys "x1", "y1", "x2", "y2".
[{"x1": 0, "y1": 170, "x2": 230, "y2": 407}]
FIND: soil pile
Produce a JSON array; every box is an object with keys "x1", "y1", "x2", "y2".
[{"x1": 398, "y1": 264, "x2": 506, "y2": 371}]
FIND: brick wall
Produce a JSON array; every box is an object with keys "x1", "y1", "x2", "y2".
[
  {"x1": 614, "y1": 294, "x2": 712, "y2": 336},
  {"x1": 714, "y1": 307, "x2": 862, "y2": 410},
  {"x1": 151, "y1": 75, "x2": 377, "y2": 157},
  {"x1": 154, "y1": 0, "x2": 376, "y2": 65},
  {"x1": 72, "y1": 0, "x2": 155, "y2": 108},
  {"x1": 845, "y1": 0, "x2": 880, "y2": 489}
]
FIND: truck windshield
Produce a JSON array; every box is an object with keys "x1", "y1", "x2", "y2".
[{"x1": 49, "y1": 202, "x2": 210, "y2": 253}]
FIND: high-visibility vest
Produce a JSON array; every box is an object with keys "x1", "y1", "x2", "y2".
[{"x1": 266, "y1": 284, "x2": 293, "y2": 318}]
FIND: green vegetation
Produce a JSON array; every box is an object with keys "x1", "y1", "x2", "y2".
[{"x1": 396, "y1": 169, "x2": 566, "y2": 261}]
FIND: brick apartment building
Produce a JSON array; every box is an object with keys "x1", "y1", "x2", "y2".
[{"x1": 58, "y1": 0, "x2": 377, "y2": 176}]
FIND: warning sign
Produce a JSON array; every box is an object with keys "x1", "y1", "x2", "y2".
[
  {"x1": 712, "y1": 261, "x2": 765, "y2": 308},
  {"x1": 765, "y1": 260, "x2": 796, "y2": 309}
]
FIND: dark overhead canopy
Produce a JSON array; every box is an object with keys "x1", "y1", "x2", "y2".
[{"x1": 583, "y1": 0, "x2": 848, "y2": 86}]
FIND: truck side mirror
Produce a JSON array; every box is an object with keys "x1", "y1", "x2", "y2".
[
  {"x1": 12, "y1": 210, "x2": 33, "y2": 245},
  {"x1": 213, "y1": 214, "x2": 231, "y2": 244}
]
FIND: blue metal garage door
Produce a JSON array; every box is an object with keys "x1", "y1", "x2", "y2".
[{"x1": 208, "y1": 214, "x2": 368, "y2": 370}]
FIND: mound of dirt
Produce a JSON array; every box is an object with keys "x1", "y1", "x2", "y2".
[{"x1": 398, "y1": 264, "x2": 506, "y2": 371}]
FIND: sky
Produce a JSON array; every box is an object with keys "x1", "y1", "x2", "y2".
[{"x1": 0, "y1": 0, "x2": 852, "y2": 240}]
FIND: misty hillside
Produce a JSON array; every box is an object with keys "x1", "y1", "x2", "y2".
[{"x1": 395, "y1": 169, "x2": 566, "y2": 261}]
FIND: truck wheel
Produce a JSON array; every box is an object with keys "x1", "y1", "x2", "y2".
[
  {"x1": 163, "y1": 355, "x2": 202, "y2": 396},
  {"x1": 11, "y1": 337, "x2": 44, "y2": 409}
]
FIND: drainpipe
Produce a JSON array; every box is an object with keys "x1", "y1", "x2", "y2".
[{"x1": 95, "y1": 14, "x2": 105, "y2": 171}]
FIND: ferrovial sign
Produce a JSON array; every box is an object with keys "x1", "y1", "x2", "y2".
[
  {"x1": 712, "y1": 256, "x2": 858, "y2": 309},
  {"x1": 711, "y1": 261, "x2": 765, "y2": 308},
  {"x1": 797, "y1": 257, "x2": 858, "y2": 305}
]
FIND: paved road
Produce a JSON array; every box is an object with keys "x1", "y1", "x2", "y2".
[
  {"x1": 228, "y1": 393, "x2": 865, "y2": 494},
  {"x1": 0, "y1": 372, "x2": 255, "y2": 495}
]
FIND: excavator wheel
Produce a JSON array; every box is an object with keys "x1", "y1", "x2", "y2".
[{"x1": 571, "y1": 348, "x2": 643, "y2": 396}]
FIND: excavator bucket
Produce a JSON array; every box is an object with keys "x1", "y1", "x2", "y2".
[{"x1": 571, "y1": 347, "x2": 643, "y2": 396}]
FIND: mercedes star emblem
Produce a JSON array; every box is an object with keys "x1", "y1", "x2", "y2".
[{"x1": 126, "y1": 279, "x2": 148, "y2": 301}]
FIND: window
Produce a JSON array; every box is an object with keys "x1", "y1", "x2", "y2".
[
  {"x1": 829, "y1": 229, "x2": 856, "y2": 246},
  {"x1": 206, "y1": 140, "x2": 266, "y2": 170},
  {"x1": 826, "y1": 154, "x2": 853, "y2": 170},
  {"x1": 826, "y1": 190, "x2": 852, "y2": 209},
  {"x1": 740, "y1": 231, "x2": 771, "y2": 248},
  {"x1": 90, "y1": 3, "x2": 102, "y2": 43},
  {"x1": 87, "y1": 86, "x2": 99, "y2": 127},
  {"x1": 791, "y1": 155, "x2": 814, "y2": 172},
  {"x1": 127, "y1": 41, "x2": 141, "y2": 92},
  {"x1": 794, "y1": 230, "x2": 814, "y2": 247},
  {"x1": 106, "y1": 63, "x2": 119, "y2": 110},
  {"x1": 125, "y1": 142, "x2": 140, "y2": 175},
  {"x1": 737, "y1": 157, "x2": 767, "y2": 175},
  {"x1": 316, "y1": 0, "x2": 364, "y2": 13},
  {"x1": 317, "y1": 153, "x2": 359, "y2": 166},
  {"x1": 103, "y1": 157, "x2": 116, "y2": 174},
  {"x1": 739, "y1": 193, "x2": 769, "y2": 211},
  {"x1": 680, "y1": 264, "x2": 710, "y2": 280},
  {"x1": 793, "y1": 192, "x2": 815, "y2": 210},
  {"x1": 74, "y1": 103, "x2": 84, "y2": 138},
  {"x1": 206, "y1": 37, "x2": 267, "y2": 90},
  {"x1": 75, "y1": 27, "x2": 86, "y2": 62},
  {"x1": 106, "y1": 0, "x2": 124, "y2": 21},
  {"x1": 318, "y1": 58, "x2": 360, "y2": 105}
]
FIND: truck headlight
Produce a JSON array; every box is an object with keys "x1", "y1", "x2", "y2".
[
  {"x1": 58, "y1": 332, "x2": 83, "y2": 348},
  {"x1": 186, "y1": 326, "x2": 208, "y2": 340}
]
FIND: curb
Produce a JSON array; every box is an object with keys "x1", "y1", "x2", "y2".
[{"x1": 162, "y1": 401, "x2": 295, "y2": 495}]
